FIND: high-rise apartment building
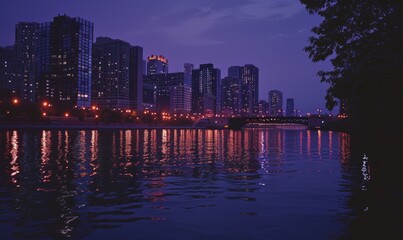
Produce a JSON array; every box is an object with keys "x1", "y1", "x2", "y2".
[
  {"x1": 92, "y1": 37, "x2": 131, "y2": 109},
  {"x1": 142, "y1": 83, "x2": 156, "y2": 110},
  {"x1": 228, "y1": 66, "x2": 241, "y2": 79},
  {"x1": 221, "y1": 76, "x2": 241, "y2": 116},
  {"x1": 92, "y1": 37, "x2": 143, "y2": 110},
  {"x1": 192, "y1": 64, "x2": 221, "y2": 115},
  {"x1": 227, "y1": 64, "x2": 259, "y2": 116},
  {"x1": 183, "y1": 63, "x2": 193, "y2": 87},
  {"x1": 146, "y1": 55, "x2": 168, "y2": 75},
  {"x1": 0, "y1": 46, "x2": 17, "y2": 97},
  {"x1": 35, "y1": 22, "x2": 51, "y2": 103},
  {"x1": 144, "y1": 72, "x2": 190, "y2": 113},
  {"x1": 170, "y1": 85, "x2": 191, "y2": 114},
  {"x1": 129, "y1": 46, "x2": 143, "y2": 110},
  {"x1": 286, "y1": 98, "x2": 295, "y2": 116},
  {"x1": 269, "y1": 90, "x2": 283, "y2": 116},
  {"x1": 36, "y1": 15, "x2": 93, "y2": 109},
  {"x1": 15, "y1": 22, "x2": 39, "y2": 102},
  {"x1": 240, "y1": 64, "x2": 259, "y2": 116},
  {"x1": 257, "y1": 100, "x2": 269, "y2": 117}
]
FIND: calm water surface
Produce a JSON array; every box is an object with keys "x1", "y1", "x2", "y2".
[{"x1": 0, "y1": 128, "x2": 366, "y2": 239}]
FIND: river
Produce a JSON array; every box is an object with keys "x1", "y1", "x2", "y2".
[{"x1": 0, "y1": 128, "x2": 368, "y2": 239}]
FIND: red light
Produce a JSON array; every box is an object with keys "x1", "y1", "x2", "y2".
[{"x1": 65, "y1": 113, "x2": 69, "y2": 117}]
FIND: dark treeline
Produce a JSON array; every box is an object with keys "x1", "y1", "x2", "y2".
[{"x1": 300, "y1": 0, "x2": 403, "y2": 238}]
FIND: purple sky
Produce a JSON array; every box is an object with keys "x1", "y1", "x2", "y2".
[{"x1": 0, "y1": 0, "x2": 333, "y2": 115}]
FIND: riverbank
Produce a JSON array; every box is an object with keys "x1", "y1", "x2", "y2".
[
  {"x1": 0, "y1": 121, "x2": 198, "y2": 130},
  {"x1": 0, "y1": 116, "x2": 351, "y2": 132}
]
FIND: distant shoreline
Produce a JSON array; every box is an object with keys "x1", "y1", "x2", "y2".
[
  {"x1": 0, "y1": 122, "x2": 199, "y2": 130},
  {"x1": 0, "y1": 119, "x2": 349, "y2": 132}
]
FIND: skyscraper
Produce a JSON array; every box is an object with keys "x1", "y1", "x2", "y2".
[
  {"x1": 92, "y1": 37, "x2": 131, "y2": 109},
  {"x1": 146, "y1": 55, "x2": 168, "y2": 75},
  {"x1": 192, "y1": 64, "x2": 221, "y2": 115},
  {"x1": 228, "y1": 66, "x2": 241, "y2": 79},
  {"x1": 286, "y1": 98, "x2": 295, "y2": 116},
  {"x1": 170, "y1": 85, "x2": 191, "y2": 114},
  {"x1": 227, "y1": 64, "x2": 259, "y2": 116},
  {"x1": 0, "y1": 46, "x2": 17, "y2": 97},
  {"x1": 36, "y1": 22, "x2": 51, "y2": 102},
  {"x1": 36, "y1": 15, "x2": 93, "y2": 109},
  {"x1": 183, "y1": 63, "x2": 193, "y2": 87},
  {"x1": 269, "y1": 90, "x2": 283, "y2": 116},
  {"x1": 144, "y1": 72, "x2": 189, "y2": 113},
  {"x1": 257, "y1": 100, "x2": 269, "y2": 117},
  {"x1": 240, "y1": 64, "x2": 259, "y2": 116},
  {"x1": 129, "y1": 46, "x2": 143, "y2": 110},
  {"x1": 15, "y1": 22, "x2": 39, "y2": 102},
  {"x1": 221, "y1": 76, "x2": 241, "y2": 116}
]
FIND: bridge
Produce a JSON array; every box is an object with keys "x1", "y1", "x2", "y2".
[{"x1": 227, "y1": 115, "x2": 344, "y2": 130}]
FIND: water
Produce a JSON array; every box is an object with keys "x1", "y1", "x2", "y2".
[{"x1": 0, "y1": 128, "x2": 365, "y2": 239}]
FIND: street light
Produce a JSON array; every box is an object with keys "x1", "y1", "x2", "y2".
[{"x1": 12, "y1": 98, "x2": 19, "y2": 104}]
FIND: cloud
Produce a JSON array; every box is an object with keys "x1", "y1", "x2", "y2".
[
  {"x1": 236, "y1": 0, "x2": 303, "y2": 20},
  {"x1": 163, "y1": 9, "x2": 228, "y2": 46},
  {"x1": 148, "y1": 0, "x2": 304, "y2": 46}
]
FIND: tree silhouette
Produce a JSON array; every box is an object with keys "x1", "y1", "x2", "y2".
[{"x1": 301, "y1": 0, "x2": 402, "y2": 132}]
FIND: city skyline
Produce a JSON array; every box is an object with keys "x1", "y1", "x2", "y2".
[{"x1": 0, "y1": 0, "x2": 332, "y2": 115}]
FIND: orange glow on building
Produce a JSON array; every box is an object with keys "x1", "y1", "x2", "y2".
[{"x1": 147, "y1": 55, "x2": 168, "y2": 64}]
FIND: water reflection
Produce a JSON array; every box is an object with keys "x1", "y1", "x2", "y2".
[
  {"x1": 0, "y1": 128, "x2": 360, "y2": 239},
  {"x1": 10, "y1": 131, "x2": 19, "y2": 183}
]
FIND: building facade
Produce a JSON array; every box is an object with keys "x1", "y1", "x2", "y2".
[
  {"x1": 286, "y1": 98, "x2": 295, "y2": 116},
  {"x1": 170, "y1": 85, "x2": 191, "y2": 114},
  {"x1": 35, "y1": 22, "x2": 51, "y2": 103},
  {"x1": 192, "y1": 64, "x2": 221, "y2": 115},
  {"x1": 92, "y1": 37, "x2": 131, "y2": 109},
  {"x1": 146, "y1": 55, "x2": 168, "y2": 75},
  {"x1": 240, "y1": 64, "x2": 259, "y2": 116},
  {"x1": 269, "y1": 90, "x2": 283, "y2": 116},
  {"x1": 0, "y1": 46, "x2": 17, "y2": 97},
  {"x1": 257, "y1": 100, "x2": 270, "y2": 117},
  {"x1": 15, "y1": 22, "x2": 39, "y2": 102},
  {"x1": 144, "y1": 72, "x2": 189, "y2": 113},
  {"x1": 227, "y1": 64, "x2": 259, "y2": 116},
  {"x1": 143, "y1": 83, "x2": 156, "y2": 110},
  {"x1": 228, "y1": 66, "x2": 241, "y2": 79},
  {"x1": 183, "y1": 63, "x2": 193, "y2": 87},
  {"x1": 221, "y1": 76, "x2": 241, "y2": 116},
  {"x1": 129, "y1": 46, "x2": 143, "y2": 110},
  {"x1": 36, "y1": 15, "x2": 94, "y2": 109}
]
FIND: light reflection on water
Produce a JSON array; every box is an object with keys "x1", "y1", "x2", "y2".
[{"x1": 0, "y1": 128, "x2": 364, "y2": 240}]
